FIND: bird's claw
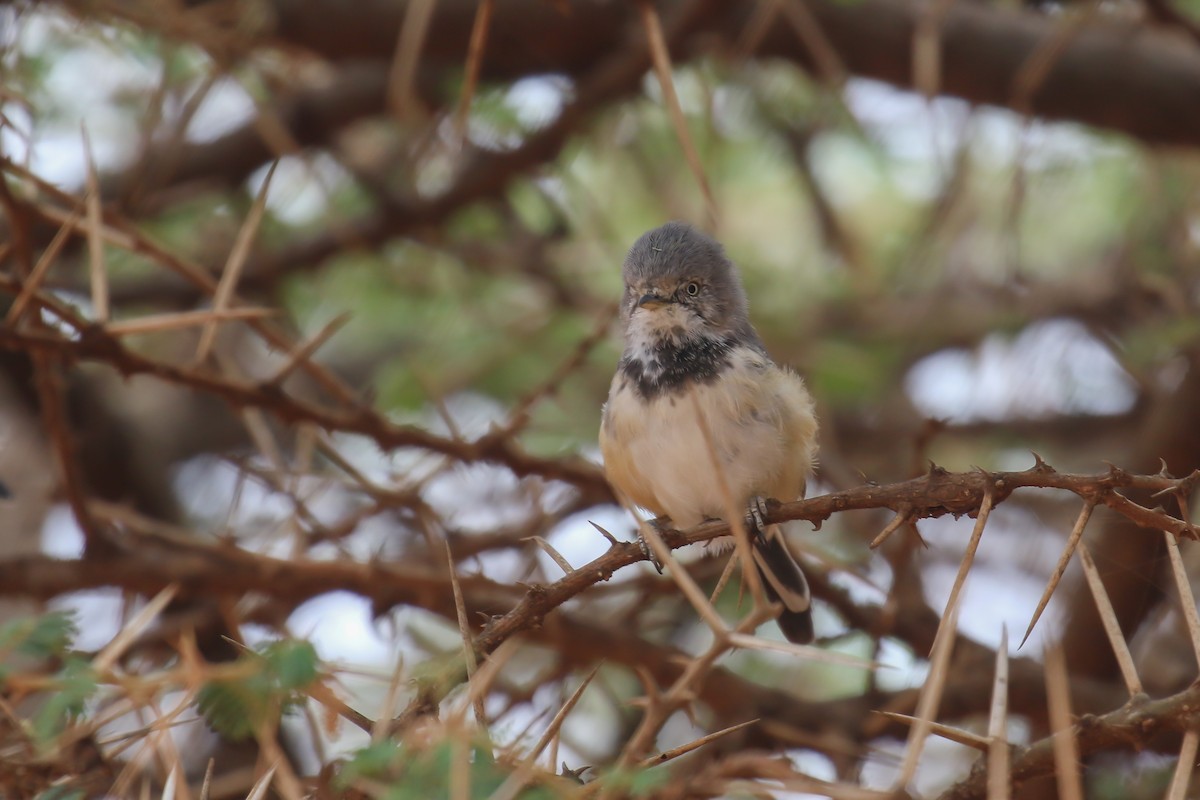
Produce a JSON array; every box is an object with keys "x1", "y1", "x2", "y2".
[
  {"x1": 639, "y1": 519, "x2": 666, "y2": 573},
  {"x1": 748, "y1": 496, "x2": 771, "y2": 537}
]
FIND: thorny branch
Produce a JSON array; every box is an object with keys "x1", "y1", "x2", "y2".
[
  {"x1": 3, "y1": 310, "x2": 1197, "y2": 537},
  {"x1": 938, "y1": 684, "x2": 1200, "y2": 800},
  {"x1": 0, "y1": 464, "x2": 1191, "y2": 671},
  {"x1": 0, "y1": 319, "x2": 612, "y2": 502},
  {"x1": 0, "y1": 460, "x2": 1194, "y2": 791}
]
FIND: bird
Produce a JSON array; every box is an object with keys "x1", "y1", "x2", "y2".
[{"x1": 599, "y1": 221, "x2": 819, "y2": 644}]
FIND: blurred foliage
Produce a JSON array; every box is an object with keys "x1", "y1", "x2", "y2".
[
  {"x1": 0, "y1": 609, "x2": 77, "y2": 666},
  {"x1": 32, "y1": 657, "x2": 98, "y2": 744},
  {"x1": 0, "y1": 610, "x2": 96, "y2": 745},
  {"x1": 196, "y1": 638, "x2": 319, "y2": 740},
  {"x1": 35, "y1": 787, "x2": 86, "y2": 800},
  {"x1": 337, "y1": 737, "x2": 564, "y2": 800}
]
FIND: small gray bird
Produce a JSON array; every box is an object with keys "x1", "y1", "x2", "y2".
[{"x1": 599, "y1": 222, "x2": 819, "y2": 643}]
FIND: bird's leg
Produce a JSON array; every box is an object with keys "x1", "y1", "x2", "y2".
[{"x1": 638, "y1": 517, "x2": 668, "y2": 573}]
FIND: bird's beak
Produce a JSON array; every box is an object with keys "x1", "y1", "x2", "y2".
[{"x1": 637, "y1": 292, "x2": 671, "y2": 311}]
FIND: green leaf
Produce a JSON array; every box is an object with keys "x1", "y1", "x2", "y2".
[
  {"x1": 0, "y1": 610, "x2": 78, "y2": 661},
  {"x1": 339, "y1": 739, "x2": 403, "y2": 783},
  {"x1": 589, "y1": 765, "x2": 669, "y2": 797},
  {"x1": 262, "y1": 639, "x2": 319, "y2": 691},
  {"x1": 36, "y1": 787, "x2": 85, "y2": 800},
  {"x1": 32, "y1": 658, "x2": 97, "y2": 743},
  {"x1": 196, "y1": 675, "x2": 269, "y2": 740},
  {"x1": 337, "y1": 737, "x2": 555, "y2": 799},
  {"x1": 196, "y1": 638, "x2": 320, "y2": 740}
]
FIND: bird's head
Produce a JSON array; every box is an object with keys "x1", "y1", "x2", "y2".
[{"x1": 619, "y1": 221, "x2": 754, "y2": 345}]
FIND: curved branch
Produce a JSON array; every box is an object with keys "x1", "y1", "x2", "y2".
[
  {"x1": 60, "y1": 0, "x2": 1200, "y2": 246},
  {"x1": 258, "y1": 0, "x2": 1200, "y2": 149},
  {"x1": 938, "y1": 686, "x2": 1200, "y2": 800}
]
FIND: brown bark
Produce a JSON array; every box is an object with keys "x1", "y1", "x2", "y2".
[{"x1": 1059, "y1": 356, "x2": 1200, "y2": 682}]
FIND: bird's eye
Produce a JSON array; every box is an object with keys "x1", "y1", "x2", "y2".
[{"x1": 684, "y1": 282, "x2": 700, "y2": 296}]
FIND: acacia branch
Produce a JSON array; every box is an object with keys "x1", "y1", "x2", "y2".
[
  {"x1": 12, "y1": 257, "x2": 1200, "y2": 530},
  {"x1": 0, "y1": 463, "x2": 1180, "y2": 764},
  {"x1": 0, "y1": 321, "x2": 612, "y2": 502},
  {"x1": 939, "y1": 686, "x2": 1200, "y2": 799},
  {"x1": 0, "y1": 466, "x2": 1191, "y2": 650},
  {"x1": 758, "y1": 461, "x2": 1198, "y2": 539},
  {"x1": 3, "y1": 312, "x2": 1196, "y2": 536},
  {"x1": 73, "y1": 0, "x2": 1200, "y2": 149},
  {"x1": 0, "y1": 496, "x2": 1126, "y2": 758}
]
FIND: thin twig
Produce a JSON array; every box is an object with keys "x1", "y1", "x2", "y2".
[
  {"x1": 81, "y1": 124, "x2": 109, "y2": 323},
  {"x1": 1166, "y1": 728, "x2": 1200, "y2": 800},
  {"x1": 640, "y1": 718, "x2": 759, "y2": 766},
  {"x1": 1044, "y1": 644, "x2": 1082, "y2": 800},
  {"x1": 454, "y1": 0, "x2": 494, "y2": 141},
  {"x1": 873, "y1": 712, "x2": 989, "y2": 751},
  {"x1": 265, "y1": 311, "x2": 351, "y2": 385},
  {"x1": 446, "y1": 540, "x2": 486, "y2": 727},
  {"x1": 1077, "y1": 542, "x2": 1143, "y2": 696},
  {"x1": 986, "y1": 627, "x2": 1010, "y2": 800},
  {"x1": 389, "y1": 0, "x2": 437, "y2": 118},
  {"x1": 899, "y1": 487, "x2": 993, "y2": 787},
  {"x1": 489, "y1": 667, "x2": 601, "y2": 800},
  {"x1": 105, "y1": 307, "x2": 278, "y2": 337},
  {"x1": 5, "y1": 204, "x2": 83, "y2": 325},
  {"x1": 195, "y1": 161, "x2": 277, "y2": 364},
  {"x1": 637, "y1": 0, "x2": 717, "y2": 227},
  {"x1": 1164, "y1": 529, "x2": 1200, "y2": 669},
  {"x1": 1021, "y1": 501, "x2": 1094, "y2": 648}
]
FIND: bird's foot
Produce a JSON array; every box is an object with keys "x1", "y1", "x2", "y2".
[
  {"x1": 747, "y1": 495, "x2": 772, "y2": 537},
  {"x1": 638, "y1": 518, "x2": 669, "y2": 573}
]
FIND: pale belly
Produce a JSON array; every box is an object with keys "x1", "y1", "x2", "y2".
[{"x1": 600, "y1": 359, "x2": 816, "y2": 529}]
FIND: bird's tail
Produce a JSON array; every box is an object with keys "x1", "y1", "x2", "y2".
[{"x1": 751, "y1": 526, "x2": 814, "y2": 644}]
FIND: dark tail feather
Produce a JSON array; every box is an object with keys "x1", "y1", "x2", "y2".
[{"x1": 751, "y1": 530, "x2": 814, "y2": 644}]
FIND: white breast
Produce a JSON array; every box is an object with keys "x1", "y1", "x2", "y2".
[{"x1": 600, "y1": 348, "x2": 817, "y2": 529}]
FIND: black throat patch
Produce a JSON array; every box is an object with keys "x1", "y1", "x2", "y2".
[{"x1": 619, "y1": 335, "x2": 737, "y2": 399}]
